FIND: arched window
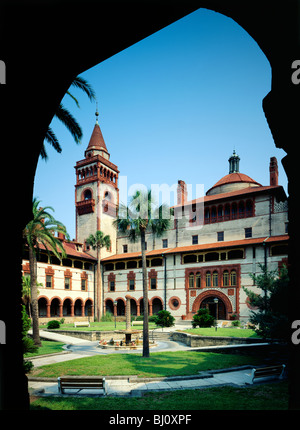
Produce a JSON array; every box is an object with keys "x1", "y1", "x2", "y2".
[
  {"x1": 189, "y1": 273, "x2": 194, "y2": 288},
  {"x1": 217, "y1": 205, "x2": 223, "y2": 221},
  {"x1": 204, "y1": 208, "x2": 210, "y2": 224},
  {"x1": 239, "y1": 201, "x2": 245, "y2": 218},
  {"x1": 211, "y1": 207, "x2": 217, "y2": 223},
  {"x1": 213, "y1": 271, "x2": 218, "y2": 287},
  {"x1": 196, "y1": 272, "x2": 201, "y2": 288},
  {"x1": 231, "y1": 202, "x2": 237, "y2": 219},
  {"x1": 230, "y1": 270, "x2": 237, "y2": 286},
  {"x1": 84, "y1": 189, "x2": 92, "y2": 200},
  {"x1": 224, "y1": 204, "x2": 230, "y2": 221},
  {"x1": 246, "y1": 200, "x2": 253, "y2": 217},
  {"x1": 206, "y1": 271, "x2": 211, "y2": 287},
  {"x1": 223, "y1": 270, "x2": 229, "y2": 287}
]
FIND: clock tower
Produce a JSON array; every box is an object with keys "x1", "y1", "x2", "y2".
[{"x1": 74, "y1": 109, "x2": 119, "y2": 259}]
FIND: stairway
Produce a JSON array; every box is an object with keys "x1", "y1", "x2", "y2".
[{"x1": 148, "y1": 330, "x2": 173, "y2": 342}]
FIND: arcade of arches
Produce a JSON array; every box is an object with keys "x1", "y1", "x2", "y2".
[
  {"x1": 105, "y1": 296, "x2": 163, "y2": 317},
  {"x1": 38, "y1": 296, "x2": 94, "y2": 319}
]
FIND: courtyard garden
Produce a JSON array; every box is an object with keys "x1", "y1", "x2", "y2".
[{"x1": 30, "y1": 381, "x2": 288, "y2": 410}]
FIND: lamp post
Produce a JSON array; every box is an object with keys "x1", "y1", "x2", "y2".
[
  {"x1": 113, "y1": 300, "x2": 118, "y2": 329},
  {"x1": 214, "y1": 298, "x2": 219, "y2": 331}
]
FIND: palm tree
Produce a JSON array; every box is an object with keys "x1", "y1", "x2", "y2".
[
  {"x1": 113, "y1": 189, "x2": 173, "y2": 357},
  {"x1": 22, "y1": 275, "x2": 42, "y2": 319},
  {"x1": 23, "y1": 198, "x2": 69, "y2": 346},
  {"x1": 41, "y1": 75, "x2": 96, "y2": 160},
  {"x1": 85, "y1": 231, "x2": 111, "y2": 321}
]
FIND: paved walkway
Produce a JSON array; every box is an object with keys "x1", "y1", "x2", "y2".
[{"x1": 27, "y1": 327, "x2": 284, "y2": 398}]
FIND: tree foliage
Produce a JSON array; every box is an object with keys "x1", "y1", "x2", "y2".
[
  {"x1": 243, "y1": 264, "x2": 289, "y2": 341},
  {"x1": 192, "y1": 308, "x2": 215, "y2": 328},
  {"x1": 154, "y1": 310, "x2": 175, "y2": 328},
  {"x1": 113, "y1": 189, "x2": 173, "y2": 357}
]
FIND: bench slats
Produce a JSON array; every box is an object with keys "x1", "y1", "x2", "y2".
[
  {"x1": 251, "y1": 364, "x2": 285, "y2": 383},
  {"x1": 58, "y1": 376, "x2": 106, "y2": 394}
]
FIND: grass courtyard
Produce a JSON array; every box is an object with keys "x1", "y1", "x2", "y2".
[
  {"x1": 28, "y1": 325, "x2": 289, "y2": 410},
  {"x1": 30, "y1": 350, "x2": 264, "y2": 379},
  {"x1": 30, "y1": 381, "x2": 288, "y2": 410}
]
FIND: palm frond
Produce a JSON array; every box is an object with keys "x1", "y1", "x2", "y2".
[
  {"x1": 71, "y1": 76, "x2": 96, "y2": 102},
  {"x1": 66, "y1": 90, "x2": 80, "y2": 108},
  {"x1": 56, "y1": 103, "x2": 83, "y2": 144}
]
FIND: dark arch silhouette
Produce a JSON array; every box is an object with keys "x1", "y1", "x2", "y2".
[{"x1": 1, "y1": 0, "x2": 299, "y2": 410}]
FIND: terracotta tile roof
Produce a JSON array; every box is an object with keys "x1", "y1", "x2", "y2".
[
  {"x1": 37, "y1": 240, "x2": 97, "y2": 261},
  {"x1": 172, "y1": 185, "x2": 286, "y2": 209},
  {"x1": 162, "y1": 235, "x2": 289, "y2": 254},
  {"x1": 209, "y1": 172, "x2": 261, "y2": 190},
  {"x1": 101, "y1": 235, "x2": 288, "y2": 262},
  {"x1": 101, "y1": 248, "x2": 171, "y2": 262},
  {"x1": 86, "y1": 123, "x2": 108, "y2": 154}
]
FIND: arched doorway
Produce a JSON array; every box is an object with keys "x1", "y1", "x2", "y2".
[
  {"x1": 116, "y1": 299, "x2": 125, "y2": 316},
  {"x1": 74, "y1": 299, "x2": 83, "y2": 316},
  {"x1": 130, "y1": 299, "x2": 137, "y2": 316},
  {"x1": 200, "y1": 296, "x2": 226, "y2": 320},
  {"x1": 105, "y1": 299, "x2": 114, "y2": 315},
  {"x1": 192, "y1": 290, "x2": 233, "y2": 320},
  {"x1": 38, "y1": 297, "x2": 48, "y2": 317},
  {"x1": 85, "y1": 299, "x2": 93, "y2": 317},
  {"x1": 50, "y1": 298, "x2": 61, "y2": 317},
  {"x1": 152, "y1": 297, "x2": 163, "y2": 314},
  {"x1": 63, "y1": 298, "x2": 72, "y2": 317}
]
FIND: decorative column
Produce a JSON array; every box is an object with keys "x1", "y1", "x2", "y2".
[{"x1": 125, "y1": 295, "x2": 131, "y2": 331}]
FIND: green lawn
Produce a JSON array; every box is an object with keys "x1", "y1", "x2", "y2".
[
  {"x1": 30, "y1": 381, "x2": 288, "y2": 410},
  {"x1": 30, "y1": 350, "x2": 263, "y2": 379},
  {"x1": 182, "y1": 327, "x2": 259, "y2": 338},
  {"x1": 24, "y1": 340, "x2": 65, "y2": 357}
]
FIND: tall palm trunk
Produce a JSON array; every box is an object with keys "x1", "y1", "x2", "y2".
[
  {"x1": 141, "y1": 227, "x2": 149, "y2": 357},
  {"x1": 29, "y1": 246, "x2": 41, "y2": 346},
  {"x1": 96, "y1": 246, "x2": 103, "y2": 321}
]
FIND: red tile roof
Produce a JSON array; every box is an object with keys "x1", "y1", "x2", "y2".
[
  {"x1": 101, "y1": 235, "x2": 288, "y2": 261},
  {"x1": 101, "y1": 248, "x2": 171, "y2": 262},
  {"x1": 86, "y1": 123, "x2": 108, "y2": 154},
  {"x1": 172, "y1": 185, "x2": 286, "y2": 209},
  {"x1": 208, "y1": 172, "x2": 261, "y2": 190},
  {"x1": 37, "y1": 240, "x2": 97, "y2": 261}
]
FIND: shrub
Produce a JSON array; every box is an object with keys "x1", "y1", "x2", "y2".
[
  {"x1": 22, "y1": 305, "x2": 38, "y2": 373},
  {"x1": 47, "y1": 320, "x2": 60, "y2": 329},
  {"x1": 232, "y1": 320, "x2": 241, "y2": 327},
  {"x1": 192, "y1": 308, "x2": 215, "y2": 328},
  {"x1": 101, "y1": 311, "x2": 113, "y2": 322},
  {"x1": 154, "y1": 310, "x2": 175, "y2": 328}
]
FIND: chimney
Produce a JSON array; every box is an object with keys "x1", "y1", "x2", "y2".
[
  {"x1": 57, "y1": 232, "x2": 65, "y2": 241},
  {"x1": 269, "y1": 157, "x2": 278, "y2": 186},
  {"x1": 177, "y1": 180, "x2": 187, "y2": 205}
]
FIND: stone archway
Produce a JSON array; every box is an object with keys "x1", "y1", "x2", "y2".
[{"x1": 192, "y1": 290, "x2": 233, "y2": 320}]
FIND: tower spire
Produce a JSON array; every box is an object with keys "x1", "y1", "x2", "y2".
[
  {"x1": 228, "y1": 150, "x2": 240, "y2": 174},
  {"x1": 95, "y1": 102, "x2": 99, "y2": 124}
]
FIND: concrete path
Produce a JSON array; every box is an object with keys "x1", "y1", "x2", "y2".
[
  {"x1": 29, "y1": 367, "x2": 258, "y2": 398},
  {"x1": 27, "y1": 327, "x2": 284, "y2": 398}
]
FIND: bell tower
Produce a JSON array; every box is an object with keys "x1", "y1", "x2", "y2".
[{"x1": 74, "y1": 108, "x2": 119, "y2": 258}]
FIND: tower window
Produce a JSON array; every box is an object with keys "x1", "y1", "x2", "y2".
[{"x1": 84, "y1": 189, "x2": 92, "y2": 200}]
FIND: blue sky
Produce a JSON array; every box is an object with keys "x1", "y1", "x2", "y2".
[{"x1": 34, "y1": 8, "x2": 287, "y2": 240}]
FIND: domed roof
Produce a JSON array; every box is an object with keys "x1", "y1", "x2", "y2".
[{"x1": 206, "y1": 151, "x2": 262, "y2": 196}]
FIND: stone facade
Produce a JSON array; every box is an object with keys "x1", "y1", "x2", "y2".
[{"x1": 23, "y1": 117, "x2": 288, "y2": 323}]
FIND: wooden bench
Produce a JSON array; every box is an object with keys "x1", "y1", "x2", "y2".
[
  {"x1": 74, "y1": 321, "x2": 90, "y2": 328},
  {"x1": 58, "y1": 376, "x2": 106, "y2": 395},
  {"x1": 250, "y1": 364, "x2": 286, "y2": 384},
  {"x1": 132, "y1": 321, "x2": 143, "y2": 326}
]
